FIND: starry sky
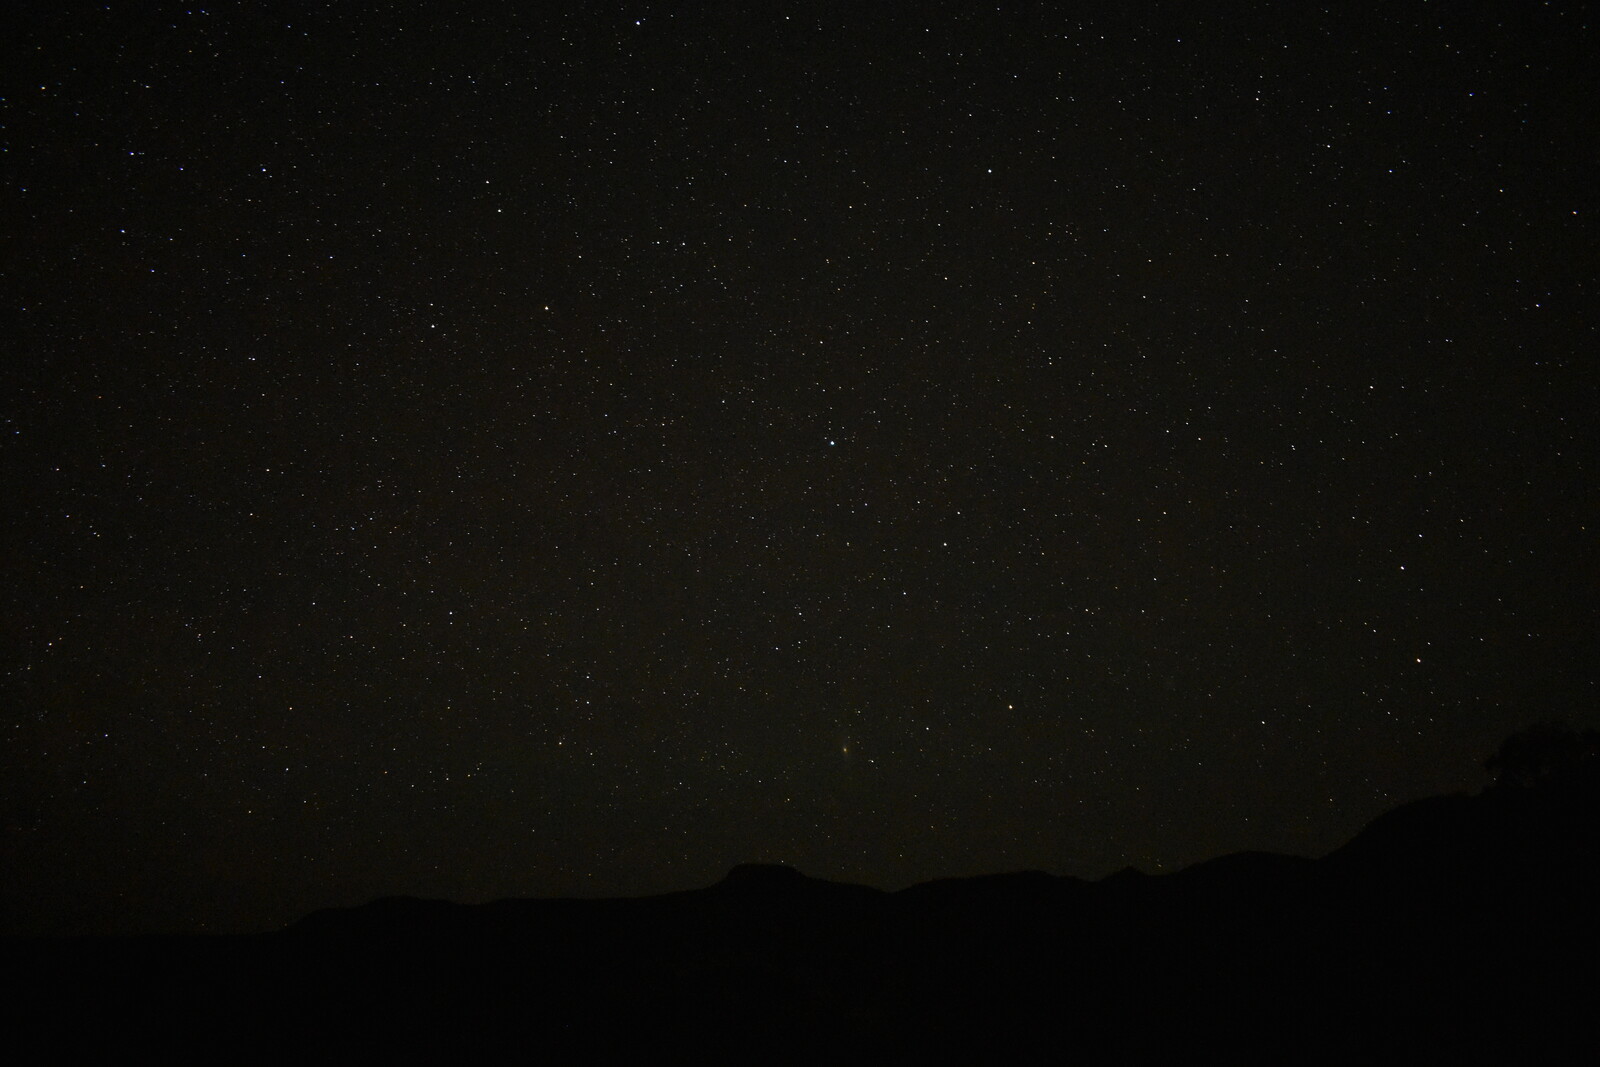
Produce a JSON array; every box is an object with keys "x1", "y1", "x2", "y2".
[{"x1": 4, "y1": 1, "x2": 1596, "y2": 935}]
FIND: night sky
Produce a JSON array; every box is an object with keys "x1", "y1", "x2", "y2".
[{"x1": 4, "y1": 1, "x2": 1596, "y2": 936}]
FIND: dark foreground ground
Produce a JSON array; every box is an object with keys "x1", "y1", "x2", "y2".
[{"x1": 6, "y1": 770, "x2": 1596, "y2": 1063}]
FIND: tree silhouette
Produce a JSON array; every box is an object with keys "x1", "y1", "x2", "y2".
[{"x1": 1485, "y1": 721, "x2": 1600, "y2": 791}]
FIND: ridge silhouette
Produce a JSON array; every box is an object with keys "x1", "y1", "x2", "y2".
[{"x1": 5, "y1": 734, "x2": 1595, "y2": 1062}]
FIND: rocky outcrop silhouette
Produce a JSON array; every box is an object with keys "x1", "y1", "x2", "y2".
[{"x1": 5, "y1": 756, "x2": 1595, "y2": 1062}]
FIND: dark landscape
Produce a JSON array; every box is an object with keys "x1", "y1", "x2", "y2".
[
  {"x1": 6, "y1": 725, "x2": 1596, "y2": 1062},
  {"x1": 5, "y1": 3, "x2": 1597, "y2": 1061}
]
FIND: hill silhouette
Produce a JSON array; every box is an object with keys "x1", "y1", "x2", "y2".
[{"x1": 5, "y1": 736, "x2": 1595, "y2": 1062}]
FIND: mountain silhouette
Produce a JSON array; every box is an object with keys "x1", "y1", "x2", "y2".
[{"x1": 4, "y1": 754, "x2": 1595, "y2": 1063}]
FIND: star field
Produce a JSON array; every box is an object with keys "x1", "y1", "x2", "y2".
[{"x1": 3, "y1": 1, "x2": 1595, "y2": 934}]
